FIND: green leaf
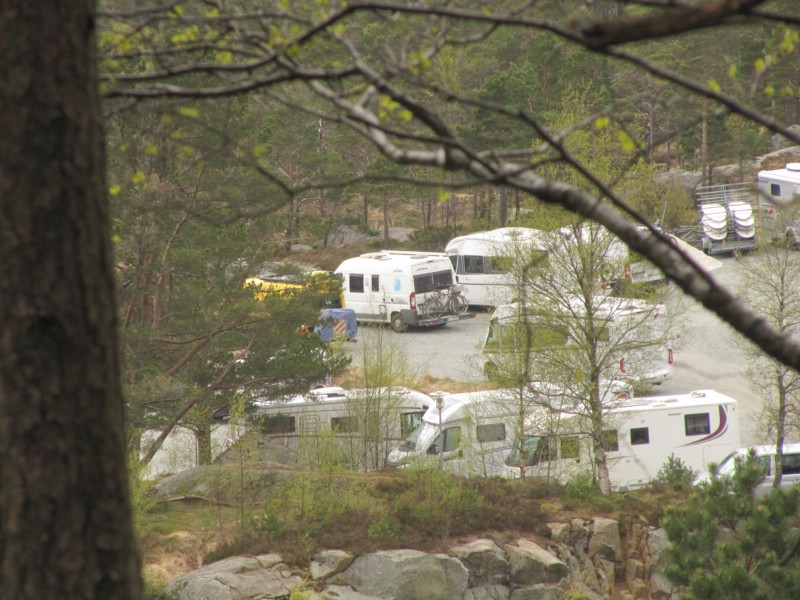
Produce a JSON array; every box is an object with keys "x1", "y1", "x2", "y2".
[
  {"x1": 438, "y1": 188, "x2": 451, "y2": 203},
  {"x1": 594, "y1": 116, "x2": 610, "y2": 130},
  {"x1": 707, "y1": 79, "x2": 721, "y2": 93},
  {"x1": 178, "y1": 107, "x2": 200, "y2": 120},
  {"x1": 618, "y1": 131, "x2": 634, "y2": 152},
  {"x1": 754, "y1": 58, "x2": 766, "y2": 74}
]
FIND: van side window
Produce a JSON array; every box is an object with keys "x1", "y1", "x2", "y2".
[
  {"x1": 602, "y1": 430, "x2": 619, "y2": 452},
  {"x1": 561, "y1": 436, "x2": 580, "y2": 460},
  {"x1": 685, "y1": 413, "x2": 710, "y2": 436},
  {"x1": 782, "y1": 453, "x2": 800, "y2": 475},
  {"x1": 630, "y1": 427, "x2": 650, "y2": 445},
  {"x1": 349, "y1": 274, "x2": 364, "y2": 293},
  {"x1": 371, "y1": 275, "x2": 380, "y2": 292},
  {"x1": 464, "y1": 256, "x2": 485, "y2": 273},
  {"x1": 429, "y1": 426, "x2": 461, "y2": 454},
  {"x1": 477, "y1": 423, "x2": 506, "y2": 443},
  {"x1": 400, "y1": 411, "x2": 425, "y2": 438}
]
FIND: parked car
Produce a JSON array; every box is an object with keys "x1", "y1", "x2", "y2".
[
  {"x1": 784, "y1": 221, "x2": 800, "y2": 247},
  {"x1": 694, "y1": 443, "x2": 800, "y2": 497}
]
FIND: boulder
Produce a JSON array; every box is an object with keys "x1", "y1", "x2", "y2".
[
  {"x1": 588, "y1": 517, "x2": 622, "y2": 563},
  {"x1": 504, "y1": 539, "x2": 568, "y2": 586},
  {"x1": 329, "y1": 549, "x2": 468, "y2": 600},
  {"x1": 165, "y1": 554, "x2": 302, "y2": 600},
  {"x1": 310, "y1": 549, "x2": 355, "y2": 581},
  {"x1": 463, "y1": 585, "x2": 511, "y2": 600},
  {"x1": 450, "y1": 538, "x2": 510, "y2": 586}
]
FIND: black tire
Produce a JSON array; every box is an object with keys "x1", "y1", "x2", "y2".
[
  {"x1": 390, "y1": 312, "x2": 408, "y2": 333},
  {"x1": 450, "y1": 293, "x2": 469, "y2": 315},
  {"x1": 421, "y1": 297, "x2": 446, "y2": 319}
]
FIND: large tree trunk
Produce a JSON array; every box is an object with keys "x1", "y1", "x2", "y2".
[{"x1": 0, "y1": 2, "x2": 142, "y2": 598}]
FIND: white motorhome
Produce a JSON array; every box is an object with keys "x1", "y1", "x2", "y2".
[
  {"x1": 444, "y1": 227, "x2": 551, "y2": 307},
  {"x1": 249, "y1": 386, "x2": 434, "y2": 470},
  {"x1": 757, "y1": 163, "x2": 800, "y2": 240},
  {"x1": 482, "y1": 298, "x2": 673, "y2": 391},
  {"x1": 386, "y1": 383, "x2": 632, "y2": 478},
  {"x1": 505, "y1": 389, "x2": 740, "y2": 492},
  {"x1": 335, "y1": 250, "x2": 459, "y2": 332},
  {"x1": 694, "y1": 442, "x2": 800, "y2": 497},
  {"x1": 386, "y1": 389, "x2": 522, "y2": 477}
]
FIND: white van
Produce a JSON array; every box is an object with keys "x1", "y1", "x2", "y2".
[
  {"x1": 694, "y1": 443, "x2": 800, "y2": 497},
  {"x1": 386, "y1": 389, "x2": 521, "y2": 477},
  {"x1": 335, "y1": 250, "x2": 459, "y2": 332},
  {"x1": 506, "y1": 389, "x2": 741, "y2": 491},
  {"x1": 445, "y1": 227, "x2": 551, "y2": 307},
  {"x1": 482, "y1": 297, "x2": 674, "y2": 391}
]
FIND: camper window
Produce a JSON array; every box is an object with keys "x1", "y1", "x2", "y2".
[
  {"x1": 400, "y1": 411, "x2": 426, "y2": 438},
  {"x1": 349, "y1": 274, "x2": 365, "y2": 293},
  {"x1": 477, "y1": 423, "x2": 506, "y2": 443},
  {"x1": 771, "y1": 183, "x2": 781, "y2": 196},
  {"x1": 486, "y1": 256, "x2": 513, "y2": 274},
  {"x1": 602, "y1": 430, "x2": 619, "y2": 452},
  {"x1": 630, "y1": 427, "x2": 650, "y2": 445},
  {"x1": 463, "y1": 256, "x2": 485, "y2": 273},
  {"x1": 259, "y1": 414, "x2": 296, "y2": 435},
  {"x1": 371, "y1": 275, "x2": 380, "y2": 292},
  {"x1": 782, "y1": 454, "x2": 800, "y2": 475},
  {"x1": 413, "y1": 270, "x2": 454, "y2": 294},
  {"x1": 561, "y1": 436, "x2": 580, "y2": 460},
  {"x1": 685, "y1": 413, "x2": 711, "y2": 436},
  {"x1": 331, "y1": 416, "x2": 359, "y2": 433},
  {"x1": 429, "y1": 426, "x2": 461, "y2": 454}
]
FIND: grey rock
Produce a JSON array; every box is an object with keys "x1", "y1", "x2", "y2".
[
  {"x1": 588, "y1": 517, "x2": 622, "y2": 563},
  {"x1": 166, "y1": 554, "x2": 301, "y2": 600},
  {"x1": 311, "y1": 549, "x2": 355, "y2": 581},
  {"x1": 329, "y1": 549, "x2": 468, "y2": 600},
  {"x1": 504, "y1": 540, "x2": 568, "y2": 586},
  {"x1": 462, "y1": 585, "x2": 511, "y2": 600},
  {"x1": 450, "y1": 538, "x2": 510, "y2": 586}
]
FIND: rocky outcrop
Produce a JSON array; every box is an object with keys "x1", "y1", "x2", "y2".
[{"x1": 165, "y1": 519, "x2": 681, "y2": 600}]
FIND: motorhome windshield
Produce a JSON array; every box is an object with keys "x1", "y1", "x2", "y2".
[
  {"x1": 398, "y1": 421, "x2": 438, "y2": 452},
  {"x1": 413, "y1": 270, "x2": 454, "y2": 293}
]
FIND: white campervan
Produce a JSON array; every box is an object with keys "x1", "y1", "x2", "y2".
[
  {"x1": 445, "y1": 227, "x2": 551, "y2": 307},
  {"x1": 386, "y1": 389, "x2": 521, "y2": 477},
  {"x1": 335, "y1": 250, "x2": 458, "y2": 332},
  {"x1": 505, "y1": 389, "x2": 740, "y2": 492},
  {"x1": 482, "y1": 297, "x2": 674, "y2": 391}
]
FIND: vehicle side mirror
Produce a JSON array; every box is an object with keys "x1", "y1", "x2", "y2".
[{"x1": 428, "y1": 444, "x2": 439, "y2": 455}]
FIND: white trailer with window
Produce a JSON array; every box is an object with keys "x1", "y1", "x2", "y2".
[
  {"x1": 245, "y1": 386, "x2": 434, "y2": 470},
  {"x1": 505, "y1": 389, "x2": 740, "y2": 491},
  {"x1": 757, "y1": 163, "x2": 800, "y2": 241},
  {"x1": 335, "y1": 250, "x2": 459, "y2": 332},
  {"x1": 444, "y1": 227, "x2": 551, "y2": 307}
]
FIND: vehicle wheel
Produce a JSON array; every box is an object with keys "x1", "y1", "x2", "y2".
[
  {"x1": 451, "y1": 294, "x2": 469, "y2": 315},
  {"x1": 390, "y1": 312, "x2": 408, "y2": 333}
]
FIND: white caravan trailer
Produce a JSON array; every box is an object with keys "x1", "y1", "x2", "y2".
[
  {"x1": 505, "y1": 389, "x2": 740, "y2": 492},
  {"x1": 757, "y1": 163, "x2": 800, "y2": 240},
  {"x1": 386, "y1": 389, "x2": 523, "y2": 477},
  {"x1": 249, "y1": 386, "x2": 434, "y2": 470},
  {"x1": 482, "y1": 298, "x2": 673, "y2": 391},
  {"x1": 335, "y1": 250, "x2": 459, "y2": 332},
  {"x1": 445, "y1": 227, "x2": 551, "y2": 307}
]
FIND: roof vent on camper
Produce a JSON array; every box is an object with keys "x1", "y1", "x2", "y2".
[
  {"x1": 787, "y1": 163, "x2": 800, "y2": 172},
  {"x1": 690, "y1": 391, "x2": 707, "y2": 398}
]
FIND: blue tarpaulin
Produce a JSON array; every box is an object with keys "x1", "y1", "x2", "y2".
[{"x1": 315, "y1": 308, "x2": 358, "y2": 342}]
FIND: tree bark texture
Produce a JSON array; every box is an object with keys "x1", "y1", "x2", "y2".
[{"x1": 0, "y1": 2, "x2": 142, "y2": 598}]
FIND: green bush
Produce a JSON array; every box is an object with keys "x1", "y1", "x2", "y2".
[{"x1": 655, "y1": 454, "x2": 696, "y2": 491}]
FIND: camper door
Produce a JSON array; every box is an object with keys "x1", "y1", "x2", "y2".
[{"x1": 343, "y1": 272, "x2": 387, "y2": 321}]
